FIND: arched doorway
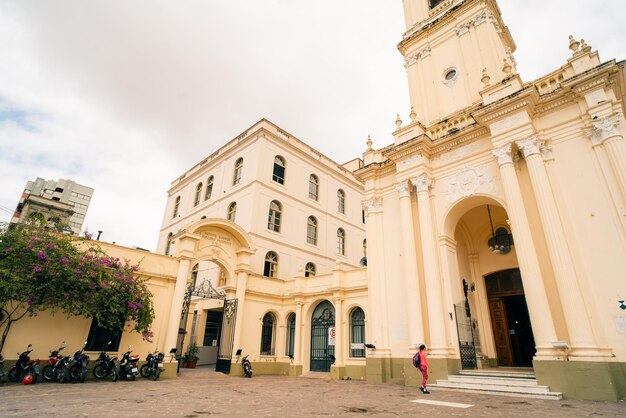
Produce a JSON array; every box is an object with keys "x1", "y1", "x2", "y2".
[
  {"x1": 485, "y1": 269, "x2": 535, "y2": 367},
  {"x1": 310, "y1": 300, "x2": 335, "y2": 372}
]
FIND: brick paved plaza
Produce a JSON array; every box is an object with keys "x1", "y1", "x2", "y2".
[{"x1": 0, "y1": 368, "x2": 624, "y2": 417}]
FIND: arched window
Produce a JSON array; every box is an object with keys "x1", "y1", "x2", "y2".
[
  {"x1": 272, "y1": 156, "x2": 286, "y2": 184},
  {"x1": 233, "y1": 158, "x2": 243, "y2": 185},
  {"x1": 286, "y1": 313, "x2": 295, "y2": 357},
  {"x1": 205, "y1": 176, "x2": 214, "y2": 200},
  {"x1": 337, "y1": 189, "x2": 345, "y2": 214},
  {"x1": 307, "y1": 216, "x2": 318, "y2": 245},
  {"x1": 305, "y1": 262, "x2": 316, "y2": 277},
  {"x1": 264, "y1": 251, "x2": 278, "y2": 278},
  {"x1": 172, "y1": 196, "x2": 180, "y2": 218},
  {"x1": 260, "y1": 313, "x2": 276, "y2": 355},
  {"x1": 227, "y1": 202, "x2": 237, "y2": 222},
  {"x1": 337, "y1": 228, "x2": 346, "y2": 255},
  {"x1": 350, "y1": 307, "x2": 366, "y2": 358},
  {"x1": 165, "y1": 232, "x2": 173, "y2": 256},
  {"x1": 194, "y1": 182, "x2": 202, "y2": 206},
  {"x1": 308, "y1": 174, "x2": 319, "y2": 201},
  {"x1": 190, "y1": 263, "x2": 199, "y2": 287},
  {"x1": 267, "y1": 200, "x2": 282, "y2": 232}
]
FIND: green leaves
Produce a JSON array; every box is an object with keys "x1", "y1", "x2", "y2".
[{"x1": 0, "y1": 223, "x2": 154, "y2": 339}]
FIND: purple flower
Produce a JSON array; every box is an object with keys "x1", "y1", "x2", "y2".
[
  {"x1": 33, "y1": 265, "x2": 42, "y2": 273},
  {"x1": 128, "y1": 301, "x2": 136, "y2": 309},
  {"x1": 45, "y1": 243, "x2": 56, "y2": 250},
  {"x1": 90, "y1": 272, "x2": 97, "y2": 278},
  {"x1": 137, "y1": 302, "x2": 143, "y2": 308},
  {"x1": 37, "y1": 252, "x2": 46, "y2": 261},
  {"x1": 59, "y1": 257, "x2": 69, "y2": 265},
  {"x1": 30, "y1": 237, "x2": 41, "y2": 243},
  {"x1": 27, "y1": 299, "x2": 33, "y2": 306},
  {"x1": 101, "y1": 282, "x2": 108, "y2": 288},
  {"x1": 5, "y1": 247, "x2": 13, "y2": 253}
]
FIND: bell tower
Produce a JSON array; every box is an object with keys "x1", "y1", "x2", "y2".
[{"x1": 399, "y1": 0, "x2": 517, "y2": 127}]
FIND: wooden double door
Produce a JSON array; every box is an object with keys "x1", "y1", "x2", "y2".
[{"x1": 486, "y1": 269, "x2": 536, "y2": 367}]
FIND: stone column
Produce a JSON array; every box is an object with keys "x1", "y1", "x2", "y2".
[
  {"x1": 396, "y1": 180, "x2": 425, "y2": 350},
  {"x1": 294, "y1": 301, "x2": 304, "y2": 364},
  {"x1": 411, "y1": 174, "x2": 448, "y2": 357},
  {"x1": 587, "y1": 114, "x2": 626, "y2": 202},
  {"x1": 492, "y1": 144, "x2": 558, "y2": 358},
  {"x1": 231, "y1": 269, "x2": 249, "y2": 355},
  {"x1": 333, "y1": 296, "x2": 344, "y2": 367},
  {"x1": 164, "y1": 257, "x2": 191, "y2": 352},
  {"x1": 517, "y1": 137, "x2": 610, "y2": 358}
]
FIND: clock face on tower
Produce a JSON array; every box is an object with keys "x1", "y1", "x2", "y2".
[{"x1": 429, "y1": 0, "x2": 445, "y2": 9}]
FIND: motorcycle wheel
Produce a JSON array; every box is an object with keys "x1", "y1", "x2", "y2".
[
  {"x1": 152, "y1": 369, "x2": 160, "y2": 381},
  {"x1": 93, "y1": 364, "x2": 107, "y2": 379},
  {"x1": 69, "y1": 364, "x2": 79, "y2": 381},
  {"x1": 79, "y1": 369, "x2": 86, "y2": 383},
  {"x1": 42, "y1": 365, "x2": 55, "y2": 381},
  {"x1": 139, "y1": 364, "x2": 150, "y2": 378},
  {"x1": 31, "y1": 373, "x2": 38, "y2": 384},
  {"x1": 8, "y1": 367, "x2": 19, "y2": 383},
  {"x1": 111, "y1": 369, "x2": 117, "y2": 382}
]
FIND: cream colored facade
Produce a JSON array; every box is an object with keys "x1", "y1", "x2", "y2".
[{"x1": 4, "y1": 0, "x2": 625, "y2": 402}]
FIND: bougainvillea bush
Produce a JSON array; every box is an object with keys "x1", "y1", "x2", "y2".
[{"x1": 0, "y1": 222, "x2": 154, "y2": 353}]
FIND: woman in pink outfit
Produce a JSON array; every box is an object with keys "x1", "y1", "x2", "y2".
[{"x1": 418, "y1": 344, "x2": 430, "y2": 394}]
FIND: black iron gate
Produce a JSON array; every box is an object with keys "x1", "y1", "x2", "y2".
[
  {"x1": 454, "y1": 303, "x2": 477, "y2": 369},
  {"x1": 215, "y1": 298, "x2": 238, "y2": 373},
  {"x1": 310, "y1": 300, "x2": 335, "y2": 372}
]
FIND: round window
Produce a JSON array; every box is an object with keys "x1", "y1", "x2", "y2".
[{"x1": 445, "y1": 69, "x2": 457, "y2": 81}]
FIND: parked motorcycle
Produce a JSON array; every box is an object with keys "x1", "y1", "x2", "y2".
[
  {"x1": 241, "y1": 355, "x2": 253, "y2": 378},
  {"x1": 0, "y1": 353, "x2": 6, "y2": 383},
  {"x1": 92, "y1": 341, "x2": 118, "y2": 382},
  {"x1": 118, "y1": 346, "x2": 140, "y2": 381},
  {"x1": 140, "y1": 349, "x2": 165, "y2": 381},
  {"x1": 41, "y1": 342, "x2": 67, "y2": 382},
  {"x1": 69, "y1": 342, "x2": 89, "y2": 383},
  {"x1": 8, "y1": 344, "x2": 40, "y2": 384},
  {"x1": 54, "y1": 351, "x2": 73, "y2": 383}
]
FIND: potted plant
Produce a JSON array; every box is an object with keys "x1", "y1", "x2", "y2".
[{"x1": 182, "y1": 341, "x2": 199, "y2": 368}]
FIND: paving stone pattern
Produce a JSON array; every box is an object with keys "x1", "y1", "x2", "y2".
[{"x1": 0, "y1": 368, "x2": 624, "y2": 417}]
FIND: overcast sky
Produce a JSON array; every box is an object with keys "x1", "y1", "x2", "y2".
[{"x1": 0, "y1": 0, "x2": 624, "y2": 251}]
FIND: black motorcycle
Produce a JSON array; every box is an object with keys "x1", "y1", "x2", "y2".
[
  {"x1": 242, "y1": 355, "x2": 253, "y2": 378},
  {"x1": 0, "y1": 353, "x2": 6, "y2": 383},
  {"x1": 41, "y1": 342, "x2": 67, "y2": 382},
  {"x1": 54, "y1": 352, "x2": 73, "y2": 383},
  {"x1": 140, "y1": 349, "x2": 165, "y2": 381},
  {"x1": 69, "y1": 342, "x2": 89, "y2": 383},
  {"x1": 8, "y1": 344, "x2": 41, "y2": 384},
  {"x1": 118, "y1": 346, "x2": 140, "y2": 381},
  {"x1": 92, "y1": 342, "x2": 118, "y2": 382}
]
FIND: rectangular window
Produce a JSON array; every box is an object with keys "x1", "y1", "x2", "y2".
[
  {"x1": 85, "y1": 319, "x2": 123, "y2": 352},
  {"x1": 203, "y1": 311, "x2": 223, "y2": 346}
]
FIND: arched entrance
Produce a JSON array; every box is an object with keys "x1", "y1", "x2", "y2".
[
  {"x1": 310, "y1": 300, "x2": 335, "y2": 372},
  {"x1": 485, "y1": 269, "x2": 535, "y2": 367}
]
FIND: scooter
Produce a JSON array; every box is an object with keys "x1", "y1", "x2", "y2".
[
  {"x1": 241, "y1": 355, "x2": 253, "y2": 378},
  {"x1": 8, "y1": 344, "x2": 40, "y2": 384},
  {"x1": 41, "y1": 341, "x2": 67, "y2": 382},
  {"x1": 118, "y1": 346, "x2": 140, "y2": 381}
]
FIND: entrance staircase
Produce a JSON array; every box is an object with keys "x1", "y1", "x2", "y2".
[{"x1": 430, "y1": 369, "x2": 562, "y2": 400}]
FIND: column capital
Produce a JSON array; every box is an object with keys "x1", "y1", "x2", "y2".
[
  {"x1": 492, "y1": 143, "x2": 514, "y2": 166},
  {"x1": 395, "y1": 180, "x2": 412, "y2": 198},
  {"x1": 586, "y1": 113, "x2": 622, "y2": 146},
  {"x1": 516, "y1": 137, "x2": 541, "y2": 158},
  {"x1": 411, "y1": 173, "x2": 433, "y2": 193},
  {"x1": 362, "y1": 198, "x2": 383, "y2": 216}
]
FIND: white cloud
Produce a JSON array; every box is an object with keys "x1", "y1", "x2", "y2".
[{"x1": 0, "y1": 0, "x2": 624, "y2": 250}]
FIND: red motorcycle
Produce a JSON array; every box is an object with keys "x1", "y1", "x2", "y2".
[
  {"x1": 41, "y1": 342, "x2": 67, "y2": 382},
  {"x1": 8, "y1": 344, "x2": 40, "y2": 384}
]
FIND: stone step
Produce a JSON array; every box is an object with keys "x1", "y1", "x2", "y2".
[
  {"x1": 457, "y1": 370, "x2": 536, "y2": 379},
  {"x1": 447, "y1": 375, "x2": 539, "y2": 387},
  {"x1": 430, "y1": 380, "x2": 562, "y2": 400}
]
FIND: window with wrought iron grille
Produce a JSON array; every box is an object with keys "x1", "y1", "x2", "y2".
[
  {"x1": 267, "y1": 200, "x2": 282, "y2": 232},
  {"x1": 260, "y1": 313, "x2": 275, "y2": 355},
  {"x1": 233, "y1": 158, "x2": 243, "y2": 185},
  {"x1": 308, "y1": 174, "x2": 319, "y2": 201},
  {"x1": 227, "y1": 202, "x2": 237, "y2": 222},
  {"x1": 337, "y1": 189, "x2": 345, "y2": 214},
  {"x1": 272, "y1": 156, "x2": 286, "y2": 184},
  {"x1": 307, "y1": 216, "x2": 318, "y2": 245},
  {"x1": 205, "y1": 176, "x2": 214, "y2": 200},
  {"x1": 350, "y1": 307, "x2": 365, "y2": 358},
  {"x1": 263, "y1": 251, "x2": 278, "y2": 278},
  {"x1": 305, "y1": 262, "x2": 316, "y2": 277},
  {"x1": 165, "y1": 232, "x2": 173, "y2": 256}
]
